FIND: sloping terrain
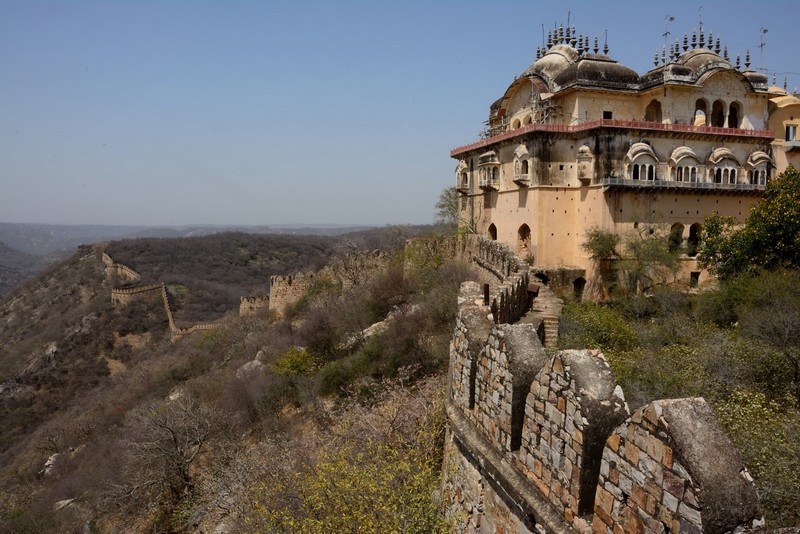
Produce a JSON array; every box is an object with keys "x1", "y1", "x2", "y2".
[
  {"x1": 0, "y1": 231, "x2": 467, "y2": 533},
  {"x1": 105, "y1": 232, "x2": 337, "y2": 323},
  {"x1": 0, "y1": 241, "x2": 50, "y2": 297}
]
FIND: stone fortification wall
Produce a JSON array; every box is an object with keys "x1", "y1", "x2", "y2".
[
  {"x1": 101, "y1": 252, "x2": 142, "y2": 283},
  {"x1": 239, "y1": 296, "x2": 269, "y2": 316},
  {"x1": 110, "y1": 284, "x2": 163, "y2": 306},
  {"x1": 268, "y1": 272, "x2": 318, "y2": 315},
  {"x1": 106, "y1": 250, "x2": 216, "y2": 340},
  {"x1": 516, "y1": 350, "x2": 628, "y2": 530},
  {"x1": 442, "y1": 241, "x2": 763, "y2": 533},
  {"x1": 269, "y1": 250, "x2": 391, "y2": 315},
  {"x1": 171, "y1": 322, "x2": 216, "y2": 339},
  {"x1": 594, "y1": 398, "x2": 762, "y2": 533}
]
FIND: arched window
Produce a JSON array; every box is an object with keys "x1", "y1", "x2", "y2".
[
  {"x1": 512, "y1": 119, "x2": 521, "y2": 129},
  {"x1": 523, "y1": 115, "x2": 533, "y2": 125},
  {"x1": 644, "y1": 99, "x2": 663, "y2": 123},
  {"x1": 690, "y1": 168, "x2": 697, "y2": 182},
  {"x1": 488, "y1": 223, "x2": 497, "y2": 241},
  {"x1": 521, "y1": 160, "x2": 529, "y2": 175},
  {"x1": 492, "y1": 167, "x2": 498, "y2": 181},
  {"x1": 460, "y1": 172, "x2": 468, "y2": 189},
  {"x1": 711, "y1": 100, "x2": 725, "y2": 127},
  {"x1": 687, "y1": 223, "x2": 701, "y2": 257},
  {"x1": 746, "y1": 152, "x2": 771, "y2": 187},
  {"x1": 518, "y1": 224, "x2": 531, "y2": 253},
  {"x1": 626, "y1": 143, "x2": 659, "y2": 181},
  {"x1": 728, "y1": 102, "x2": 741, "y2": 128},
  {"x1": 715, "y1": 168, "x2": 722, "y2": 183},
  {"x1": 694, "y1": 99, "x2": 708, "y2": 126},
  {"x1": 668, "y1": 223, "x2": 685, "y2": 253},
  {"x1": 730, "y1": 169, "x2": 737, "y2": 183}
]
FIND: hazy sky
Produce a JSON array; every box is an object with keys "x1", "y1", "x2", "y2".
[{"x1": 1, "y1": 1, "x2": 797, "y2": 226}]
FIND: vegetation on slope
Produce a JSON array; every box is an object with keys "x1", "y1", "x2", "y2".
[
  {"x1": 0, "y1": 232, "x2": 468, "y2": 533},
  {"x1": 558, "y1": 275, "x2": 800, "y2": 525}
]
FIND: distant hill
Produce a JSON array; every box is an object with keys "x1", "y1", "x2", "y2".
[
  {"x1": 0, "y1": 222, "x2": 374, "y2": 256},
  {"x1": 105, "y1": 232, "x2": 338, "y2": 324}
]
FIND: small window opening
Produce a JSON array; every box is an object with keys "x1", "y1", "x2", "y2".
[{"x1": 603, "y1": 110, "x2": 613, "y2": 120}]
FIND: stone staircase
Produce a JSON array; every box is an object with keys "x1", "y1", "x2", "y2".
[{"x1": 516, "y1": 272, "x2": 563, "y2": 349}]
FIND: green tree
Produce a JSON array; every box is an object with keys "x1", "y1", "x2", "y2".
[
  {"x1": 699, "y1": 166, "x2": 800, "y2": 278},
  {"x1": 581, "y1": 225, "x2": 681, "y2": 295},
  {"x1": 435, "y1": 186, "x2": 475, "y2": 233},
  {"x1": 434, "y1": 186, "x2": 458, "y2": 227},
  {"x1": 618, "y1": 225, "x2": 682, "y2": 294},
  {"x1": 581, "y1": 227, "x2": 620, "y2": 261},
  {"x1": 737, "y1": 271, "x2": 800, "y2": 401}
]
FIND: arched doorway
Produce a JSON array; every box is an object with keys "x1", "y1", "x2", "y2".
[
  {"x1": 688, "y1": 223, "x2": 701, "y2": 257},
  {"x1": 694, "y1": 99, "x2": 708, "y2": 126},
  {"x1": 711, "y1": 100, "x2": 725, "y2": 127},
  {"x1": 668, "y1": 223, "x2": 685, "y2": 253},
  {"x1": 518, "y1": 224, "x2": 531, "y2": 253},
  {"x1": 644, "y1": 99, "x2": 662, "y2": 123},
  {"x1": 728, "y1": 102, "x2": 741, "y2": 128},
  {"x1": 488, "y1": 223, "x2": 497, "y2": 241},
  {"x1": 573, "y1": 277, "x2": 586, "y2": 299}
]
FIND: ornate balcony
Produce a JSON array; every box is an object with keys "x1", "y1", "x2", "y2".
[
  {"x1": 479, "y1": 178, "x2": 499, "y2": 191},
  {"x1": 513, "y1": 174, "x2": 531, "y2": 187},
  {"x1": 601, "y1": 176, "x2": 766, "y2": 194}
]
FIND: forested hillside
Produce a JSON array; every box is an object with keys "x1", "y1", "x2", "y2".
[{"x1": 0, "y1": 230, "x2": 466, "y2": 532}]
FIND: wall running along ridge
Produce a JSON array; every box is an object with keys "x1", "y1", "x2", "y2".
[
  {"x1": 239, "y1": 296, "x2": 270, "y2": 316},
  {"x1": 442, "y1": 236, "x2": 763, "y2": 533},
  {"x1": 101, "y1": 252, "x2": 141, "y2": 283},
  {"x1": 104, "y1": 252, "x2": 216, "y2": 340},
  {"x1": 267, "y1": 249, "x2": 391, "y2": 316}
]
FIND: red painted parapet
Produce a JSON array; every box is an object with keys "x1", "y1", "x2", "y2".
[{"x1": 451, "y1": 120, "x2": 774, "y2": 157}]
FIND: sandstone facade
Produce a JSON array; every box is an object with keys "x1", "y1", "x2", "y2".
[{"x1": 452, "y1": 24, "x2": 800, "y2": 292}]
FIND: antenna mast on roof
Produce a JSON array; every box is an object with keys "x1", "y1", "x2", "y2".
[
  {"x1": 663, "y1": 15, "x2": 675, "y2": 64},
  {"x1": 541, "y1": 23, "x2": 546, "y2": 50},
  {"x1": 698, "y1": 6, "x2": 703, "y2": 33},
  {"x1": 758, "y1": 27, "x2": 769, "y2": 73}
]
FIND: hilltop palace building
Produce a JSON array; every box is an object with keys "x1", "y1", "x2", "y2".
[{"x1": 451, "y1": 24, "x2": 800, "y2": 294}]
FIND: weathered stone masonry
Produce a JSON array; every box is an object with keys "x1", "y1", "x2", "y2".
[{"x1": 442, "y1": 236, "x2": 763, "y2": 533}]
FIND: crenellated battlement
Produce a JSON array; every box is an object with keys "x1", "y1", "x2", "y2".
[
  {"x1": 239, "y1": 295, "x2": 269, "y2": 316},
  {"x1": 110, "y1": 284, "x2": 163, "y2": 304},
  {"x1": 105, "y1": 250, "x2": 214, "y2": 341},
  {"x1": 268, "y1": 272, "x2": 318, "y2": 315},
  {"x1": 101, "y1": 252, "x2": 142, "y2": 282},
  {"x1": 442, "y1": 240, "x2": 763, "y2": 533}
]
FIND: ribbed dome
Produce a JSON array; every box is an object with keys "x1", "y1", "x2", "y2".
[
  {"x1": 677, "y1": 48, "x2": 733, "y2": 72},
  {"x1": 553, "y1": 54, "x2": 639, "y2": 89},
  {"x1": 522, "y1": 44, "x2": 579, "y2": 81}
]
